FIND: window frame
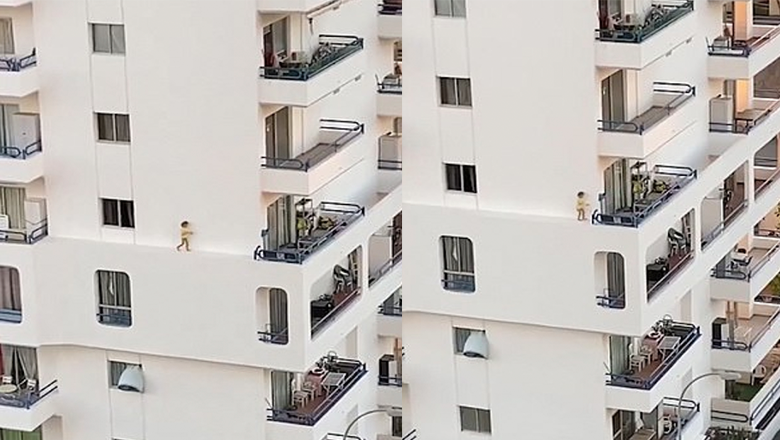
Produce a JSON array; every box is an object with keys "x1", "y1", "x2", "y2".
[
  {"x1": 101, "y1": 198, "x2": 135, "y2": 229},
  {"x1": 438, "y1": 77, "x2": 472, "y2": 107},
  {"x1": 108, "y1": 360, "x2": 140, "y2": 387},
  {"x1": 453, "y1": 327, "x2": 486, "y2": 354},
  {"x1": 434, "y1": 0, "x2": 467, "y2": 17},
  {"x1": 96, "y1": 113, "x2": 131, "y2": 143},
  {"x1": 459, "y1": 405, "x2": 491, "y2": 433},
  {"x1": 444, "y1": 163, "x2": 477, "y2": 193},
  {"x1": 96, "y1": 269, "x2": 132, "y2": 327},
  {"x1": 440, "y1": 235, "x2": 475, "y2": 292},
  {"x1": 91, "y1": 23, "x2": 126, "y2": 55}
]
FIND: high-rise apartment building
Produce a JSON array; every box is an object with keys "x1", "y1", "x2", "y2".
[
  {"x1": 404, "y1": 0, "x2": 780, "y2": 439},
  {"x1": 0, "y1": 0, "x2": 403, "y2": 439}
]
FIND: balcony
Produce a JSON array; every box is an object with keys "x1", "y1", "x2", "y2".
[
  {"x1": 258, "y1": 35, "x2": 366, "y2": 107},
  {"x1": 377, "y1": 0, "x2": 402, "y2": 40},
  {"x1": 0, "y1": 52, "x2": 37, "y2": 98},
  {"x1": 267, "y1": 356, "x2": 367, "y2": 426},
  {"x1": 377, "y1": 73, "x2": 402, "y2": 118},
  {"x1": 260, "y1": 119, "x2": 365, "y2": 195},
  {"x1": 712, "y1": 363, "x2": 780, "y2": 431},
  {"x1": 593, "y1": 164, "x2": 697, "y2": 227},
  {"x1": 711, "y1": 303, "x2": 780, "y2": 371},
  {"x1": 377, "y1": 374, "x2": 402, "y2": 408},
  {"x1": 0, "y1": 141, "x2": 43, "y2": 183},
  {"x1": 377, "y1": 290, "x2": 402, "y2": 338},
  {"x1": 255, "y1": 201, "x2": 365, "y2": 264},
  {"x1": 711, "y1": 236, "x2": 780, "y2": 302},
  {"x1": 708, "y1": 24, "x2": 780, "y2": 79},
  {"x1": 710, "y1": 94, "x2": 780, "y2": 134},
  {"x1": 597, "y1": 82, "x2": 696, "y2": 158},
  {"x1": 0, "y1": 379, "x2": 58, "y2": 431},
  {"x1": 378, "y1": 133, "x2": 402, "y2": 173},
  {"x1": 607, "y1": 320, "x2": 700, "y2": 389},
  {"x1": 310, "y1": 284, "x2": 361, "y2": 338},
  {"x1": 704, "y1": 427, "x2": 760, "y2": 440},
  {"x1": 594, "y1": 1, "x2": 696, "y2": 69}
]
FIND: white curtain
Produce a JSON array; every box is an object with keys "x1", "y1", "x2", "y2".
[
  {"x1": 0, "y1": 186, "x2": 25, "y2": 229},
  {"x1": 0, "y1": 19, "x2": 14, "y2": 55},
  {"x1": 0, "y1": 267, "x2": 19, "y2": 311},
  {"x1": 0, "y1": 345, "x2": 11, "y2": 376},
  {"x1": 15, "y1": 346, "x2": 36, "y2": 381}
]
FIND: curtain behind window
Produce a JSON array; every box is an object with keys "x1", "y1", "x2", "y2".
[
  {"x1": 0, "y1": 186, "x2": 25, "y2": 229},
  {"x1": 270, "y1": 370, "x2": 293, "y2": 409},
  {"x1": 0, "y1": 19, "x2": 14, "y2": 55},
  {"x1": 0, "y1": 267, "x2": 20, "y2": 311}
]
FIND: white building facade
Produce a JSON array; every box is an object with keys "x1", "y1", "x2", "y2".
[
  {"x1": 0, "y1": 0, "x2": 403, "y2": 439},
  {"x1": 404, "y1": 0, "x2": 780, "y2": 439}
]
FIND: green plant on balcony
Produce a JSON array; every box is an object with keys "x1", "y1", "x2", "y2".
[{"x1": 706, "y1": 426, "x2": 760, "y2": 440}]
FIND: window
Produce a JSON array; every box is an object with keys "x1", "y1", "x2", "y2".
[
  {"x1": 435, "y1": 0, "x2": 466, "y2": 17},
  {"x1": 109, "y1": 360, "x2": 139, "y2": 387},
  {"x1": 459, "y1": 406, "x2": 491, "y2": 433},
  {"x1": 453, "y1": 327, "x2": 479, "y2": 353},
  {"x1": 101, "y1": 198, "x2": 135, "y2": 228},
  {"x1": 0, "y1": 427, "x2": 42, "y2": 440},
  {"x1": 0, "y1": 266, "x2": 21, "y2": 323},
  {"x1": 439, "y1": 77, "x2": 472, "y2": 107},
  {"x1": 92, "y1": 23, "x2": 126, "y2": 54},
  {"x1": 441, "y1": 236, "x2": 475, "y2": 292},
  {"x1": 445, "y1": 164, "x2": 477, "y2": 193},
  {"x1": 96, "y1": 113, "x2": 131, "y2": 142},
  {"x1": 96, "y1": 270, "x2": 132, "y2": 327},
  {"x1": 0, "y1": 19, "x2": 14, "y2": 55}
]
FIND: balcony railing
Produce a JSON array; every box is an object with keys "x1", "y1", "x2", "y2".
[
  {"x1": 711, "y1": 308, "x2": 780, "y2": 351},
  {"x1": 377, "y1": 78, "x2": 402, "y2": 94},
  {"x1": 261, "y1": 120, "x2": 364, "y2": 171},
  {"x1": 598, "y1": 82, "x2": 695, "y2": 134},
  {"x1": 378, "y1": 158, "x2": 402, "y2": 170},
  {"x1": 97, "y1": 308, "x2": 132, "y2": 327},
  {"x1": 378, "y1": 301, "x2": 402, "y2": 317},
  {"x1": 0, "y1": 308, "x2": 21, "y2": 323},
  {"x1": 369, "y1": 251, "x2": 402, "y2": 287},
  {"x1": 310, "y1": 287, "x2": 361, "y2": 337},
  {"x1": 595, "y1": 1, "x2": 694, "y2": 43},
  {"x1": 258, "y1": 35, "x2": 364, "y2": 82},
  {"x1": 378, "y1": 374, "x2": 402, "y2": 386},
  {"x1": 710, "y1": 93, "x2": 780, "y2": 134},
  {"x1": 258, "y1": 324, "x2": 289, "y2": 345},
  {"x1": 0, "y1": 140, "x2": 41, "y2": 160},
  {"x1": 0, "y1": 50, "x2": 36, "y2": 72},
  {"x1": 377, "y1": 0, "x2": 401, "y2": 15},
  {"x1": 267, "y1": 358, "x2": 367, "y2": 426},
  {"x1": 704, "y1": 427, "x2": 761, "y2": 440},
  {"x1": 255, "y1": 202, "x2": 365, "y2": 264},
  {"x1": 606, "y1": 320, "x2": 700, "y2": 389},
  {"x1": 596, "y1": 289, "x2": 626, "y2": 309},
  {"x1": 708, "y1": 23, "x2": 780, "y2": 57},
  {"x1": 0, "y1": 219, "x2": 48, "y2": 245},
  {"x1": 660, "y1": 397, "x2": 700, "y2": 440},
  {"x1": 441, "y1": 273, "x2": 475, "y2": 293},
  {"x1": 0, "y1": 379, "x2": 57, "y2": 409},
  {"x1": 647, "y1": 248, "x2": 694, "y2": 300},
  {"x1": 702, "y1": 200, "x2": 749, "y2": 249},
  {"x1": 593, "y1": 165, "x2": 697, "y2": 227},
  {"x1": 712, "y1": 241, "x2": 780, "y2": 282}
]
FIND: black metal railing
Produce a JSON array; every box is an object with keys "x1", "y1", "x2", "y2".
[
  {"x1": 369, "y1": 251, "x2": 402, "y2": 286},
  {"x1": 712, "y1": 241, "x2": 780, "y2": 281},
  {"x1": 441, "y1": 275, "x2": 475, "y2": 293},
  {"x1": 647, "y1": 250, "x2": 694, "y2": 300},
  {"x1": 704, "y1": 427, "x2": 761, "y2": 440},
  {"x1": 97, "y1": 308, "x2": 132, "y2": 327},
  {"x1": 378, "y1": 301, "x2": 402, "y2": 317},
  {"x1": 377, "y1": 80, "x2": 402, "y2": 94},
  {"x1": 596, "y1": 289, "x2": 626, "y2": 309},
  {"x1": 595, "y1": 1, "x2": 694, "y2": 43},
  {"x1": 0, "y1": 308, "x2": 21, "y2": 323},
  {"x1": 0, "y1": 50, "x2": 36, "y2": 72},
  {"x1": 0, "y1": 379, "x2": 57, "y2": 409},
  {"x1": 258, "y1": 325, "x2": 289, "y2": 345},
  {"x1": 262, "y1": 120, "x2": 364, "y2": 171},
  {"x1": 378, "y1": 374, "x2": 402, "y2": 386},
  {"x1": 606, "y1": 321, "x2": 700, "y2": 389},
  {"x1": 592, "y1": 165, "x2": 697, "y2": 227},
  {"x1": 259, "y1": 35, "x2": 364, "y2": 81},
  {"x1": 0, "y1": 140, "x2": 42, "y2": 160},
  {"x1": 710, "y1": 92, "x2": 780, "y2": 134},
  {"x1": 702, "y1": 200, "x2": 748, "y2": 249},
  {"x1": 377, "y1": 0, "x2": 402, "y2": 15},
  {"x1": 712, "y1": 309, "x2": 780, "y2": 351},
  {"x1": 378, "y1": 158, "x2": 402, "y2": 170},
  {"x1": 598, "y1": 82, "x2": 695, "y2": 134},
  {"x1": 403, "y1": 430, "x2": 418, "y2": 440},
  {"x1": 255, "y1": 202, "x2": 365, "y2": 264},
  {"x1": 0, "y1": 219, "x2": 48, "y2": 245},
  {"x1": 267, "y1": 360, "x2": 367, "y2": 426},
  {"x1": 661, "y1": 397, "x2": 700, "y2": 439},
  {"x1": 708, "y1": 24, "x2": 780, "y2": 57},
  {"x1": 310, "y1": 288, "x2": 361, "y2": 337}
]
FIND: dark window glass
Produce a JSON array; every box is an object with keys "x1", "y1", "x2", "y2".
[
  {"x1": 445, "y1": 164, "x2": 462, "y2": 190},
  {"x1": 102, "y1": 199, "x2": 119, "y2": 226},
  {"x1": 119, "y1": 200, "x2": 135, "y2": 228},
  {"x1": 462, "y1": 165, "x2": 477, "y2": 193}
]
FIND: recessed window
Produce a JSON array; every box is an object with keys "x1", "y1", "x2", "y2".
[
  {"x1": 96, "y1": 113, "x2": 131, "y2": 142},
  {"x1": 459, "y1": 406, "x2": 491, "y2": 433},
  {"x1": 0, "y1": 266, "x2": 21, "y2": 323},
  {"x1": 441, "y1": 236, "x2": 475, "y2": 292},
  {"x1": 439, "y1": 77, "x2": 472, "y2": 107},
  {"x1": 109, "y1": 360, "x2": 139, "y2": 387},
  {"x1": 101, "y1": 198, "x2": 135, "y2": 229},
  {"x1": 445, "y1": 163, "x2": 477, "y2": 193},
  {"x1": 92, "y1": 23, "x2": 126, "y2": 54},
  {"x1": 96, "y1": 270, "x2": 132, "y2": 327},
  {"x1": 435, "y1": 0, "x2": 466, "y2": 17},
  {"x1": 0, "y1": 18, "x2": 14, "y2": 55}
]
